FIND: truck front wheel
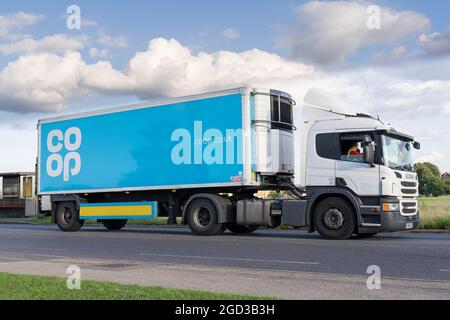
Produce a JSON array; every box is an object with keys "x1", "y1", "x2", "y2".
[
  {"x1": 102, "y1": 219, "x2": 128, "y2": 230},
  {"x1": 313, "y1": 197, "x2": 355, "y2": 240},
  {"x1": 55, "y1": 202, "x2": 84, "y2": 232},
  {"x1": 187, "y1": 198, "x2": 226, "y2": 236}
]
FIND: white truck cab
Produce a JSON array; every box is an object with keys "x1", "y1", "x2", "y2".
[{"x1": 290, "y1": 89, "x2": 420, "y2": 238}]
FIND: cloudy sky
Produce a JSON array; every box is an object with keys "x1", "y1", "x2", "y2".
[{"x1": 0, "y1": 0, "x2": 449, "y2": 173}]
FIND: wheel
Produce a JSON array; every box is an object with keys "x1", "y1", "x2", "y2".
[
  {"x1": 102, "y1": 219, "x2": 128, "y2": 230},
  {"x1": 313, "y1": 197, "x2": 356, "y2": 240},
  {"x1": 356, "y1": 233, "x2": 378, "y2": 239},
  {"x1": 55, "y1": 202, "x2": 84, "y2": 232},
  {"x1": 186, "y1": 198, "x2": 226, "y2": 236},
  {"x1": 227, "y1": 224, "x2": 259, "y2": 234}
]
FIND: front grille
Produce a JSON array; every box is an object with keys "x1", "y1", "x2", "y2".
[
  {"x1": 401, "y1": 181, "x2": 417, "y2": 188},
  {"x1": 402, "y1": 202, "x2": 416, "y2": 207},
  {"x1": 401, "y1": 189, "x2": 417, "y2": 195},
  {"x1": 401, "y1": 200, "x2": 417, "y2": 216}
]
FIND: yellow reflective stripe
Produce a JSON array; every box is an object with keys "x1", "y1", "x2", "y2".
[{"x1": 80, "y1": 205, "x2": 153, "y2": 217}]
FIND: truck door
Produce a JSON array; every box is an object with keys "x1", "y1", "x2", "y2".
[{"x1": 335, "y1": 133, "x2": 380, "y2": 196}]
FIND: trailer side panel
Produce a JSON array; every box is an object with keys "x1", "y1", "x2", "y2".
[{"x1": 38, "y1": 93, "x2": 245, "y2": 194}]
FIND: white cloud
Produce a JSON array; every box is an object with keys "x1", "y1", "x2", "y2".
[
  {"x1": 222, "y1": 28, "x2": 239, "y2": 40},
  {"x1": 81, "y1": 19, "x2": 98, "y2": 28},
  {"x1": 0, "y1": 52, "x2": 86, "y2": 113},
  {"x1": 89, "y1": 47, "x2": 110, "y2": 58},
  {"x1": 81, "y1": 61, "x2": 136, "y2": 94},
  {"x1": 371, "y1": 46, "x2": 409, "y2": 64},
  {"x1": 1, "y1": 36, "x2": 450, "y2": 122},
  {"x1": 442, "y1": 102, "x2": 450, "y2": 115},
  {"x1": 80, "y1": 38, "x2": 318, "y2": 99},
  {"x1": 415, "y1": 129, "x2": 441, "y2": 141},
  {"x1": 280, "y1": 1, "x2": 430, "y2": 65},
  {"x1": 418, "y1": 27, "x2": 450, "y2": 56},
  {"x1": 415, "y1": 151, "x2": 444, "y2": 164},
  {"x1": 382, "y1": 80, "x2": 450, "y2": 116},
  {"x1": 0, "y1": 12, "x2": 45, "y2": 39},
  {"x1": 0, "y1": 34, "x2": 85, "y2": 55},
  {"x1": 0, "y1": 37, "x2": 316, "y2": 113},
  {"x1": 96, "y1": 33, "x2": 128, "y2": 48}
]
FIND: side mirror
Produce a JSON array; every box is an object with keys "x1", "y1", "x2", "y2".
[
  {"x1": 413, "y1": 141, "x2": 421, "y2": 150},
  {"x1": 363, "y1": 144, "x2": 375, "y2": 166},
  {"x1": 363, "y1": 135, "x2": 373, "y2": 145}
]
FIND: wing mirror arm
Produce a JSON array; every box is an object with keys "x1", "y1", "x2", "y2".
[{"x1": 363, "y1": 135, "x2": 376, "y2": 167}]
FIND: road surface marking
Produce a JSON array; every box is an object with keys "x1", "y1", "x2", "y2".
[
  {"x1": 0, "y1": 255, "x2": 31, "y2": 262},
  {"x1": 440, "y1": 269, "x2": 450, "y2": 272},
  {"x1": 141, "y1": 253, "x2": 319, "y2": 265},
  {"x1": 0, "y1": 245, "x2": 68, "y2": 252}
]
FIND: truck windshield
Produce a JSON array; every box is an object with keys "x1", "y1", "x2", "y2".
[{"x1": 381, "y1": 135, "x2": 414, "y2": 172}]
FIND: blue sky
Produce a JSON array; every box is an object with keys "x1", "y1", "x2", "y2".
[
  {"x1": 0, "y1": 0, "x2": 449, "y2": 173},
  {"x1": 2, "y1": 0, "x2": 449, "y2": 63}
]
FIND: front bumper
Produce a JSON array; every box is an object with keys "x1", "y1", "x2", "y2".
[
  {"x1": 359, "y1": 210, "x2": 420, "y2": 234},
  {"x1": 380, "y1": 211, "x2": 420, "y2": 232}
]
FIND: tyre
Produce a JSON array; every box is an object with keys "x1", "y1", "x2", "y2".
[
  {"x1": 313, "y1": 197, "x2": 356, "y2": 240},
  {"x1": 55, "y1": 202, "x2": 84, "y2": 232},
  {"x1": 227, "y1": 224, "x2": 259, "y2": 234},
  {"x1": 187, "y1": 198, "x2": 226, "y2": 236},
  {"x1": 102, "y1": 219, "x2": 128, "y2": 230}
]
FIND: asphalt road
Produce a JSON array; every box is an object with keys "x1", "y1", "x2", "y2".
[{"x1": 0, "y1": 223, "x2": 449, "y2": 299}]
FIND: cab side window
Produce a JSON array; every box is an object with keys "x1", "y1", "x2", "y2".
[
  {"x1": 316, "y1": 132, "x2": 373, "y2": 163},
  {"x1": 340, "y1": 136, "x2": 364, "y2": 163}
]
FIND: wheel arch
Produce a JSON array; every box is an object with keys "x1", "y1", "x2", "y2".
[
  {"x1": 50, "y1": 194, "x2": 81, "y2": 223},
  {"x1": 306, "y1": 188, "x2": 362, "y2": 233}
]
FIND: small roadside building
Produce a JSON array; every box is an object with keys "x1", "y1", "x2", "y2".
[
  {"x1": 442, "y1": 172, "x2": 450, "y2": 182},
  {"x1": 0, "y1": 172, "x2": 37, "y2": 217}
]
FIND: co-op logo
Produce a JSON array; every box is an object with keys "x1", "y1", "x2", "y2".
[{"x1": 46, "y1": 127, "x2": 82, "y2": 181}]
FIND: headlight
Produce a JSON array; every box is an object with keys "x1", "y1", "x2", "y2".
[{"x1": 382, "y1": 203, "x2": 400, "y2": 212}]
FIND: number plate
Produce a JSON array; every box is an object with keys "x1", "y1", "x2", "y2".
[{"x1": 406, "y1": 223, "x2": 414, "y2": 230}]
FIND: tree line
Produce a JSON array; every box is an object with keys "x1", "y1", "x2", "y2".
[{"x1": 415, "y1": 162, "x2": 450, "y2": 197}]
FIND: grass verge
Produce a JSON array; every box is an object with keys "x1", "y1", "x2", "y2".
[
  {"x1": 417, "y1": 195, "x2": 450, "y2": 230},
  {"x1": 0, "y1": 272, "x2": 271, "y2": 300}
]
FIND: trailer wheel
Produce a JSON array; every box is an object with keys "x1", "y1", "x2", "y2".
[
  {"x1": 313, "y1": 197, "x2": 355, "y2": 240},
  {"x1": 55, "y1": 202, "x2": 84, "y2": 232},
  {"x1": 227, "y1": 224, "x2": 259, "y2": 234},
  {"x1": 187, "y1": 198, "x2": 226, "y2": 236},
  {"x1": 102, "y1": 219, "x2": 128, "y2": 231}
]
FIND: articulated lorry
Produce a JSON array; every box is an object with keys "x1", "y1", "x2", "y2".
[{"x1": 37, "y1": 87, "x2": 420, "y2": 240}]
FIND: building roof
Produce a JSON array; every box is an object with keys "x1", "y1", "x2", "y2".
[{"x1": 0, "y1": 172, "x2": 35, "y2": 177}]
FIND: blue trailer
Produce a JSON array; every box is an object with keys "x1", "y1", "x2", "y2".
[{"x1": 38, "y1": 88, "x2": 297, "y2": 234}]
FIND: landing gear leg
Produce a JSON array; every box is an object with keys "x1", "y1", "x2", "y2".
[{"x1": 167, "y1": 193, "x2": 178, "y2": 225}]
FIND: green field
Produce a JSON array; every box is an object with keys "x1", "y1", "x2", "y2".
[
  {"x1": 418, "y1": 195, "x2": 450, "y2": 230},
  {"x1": 0, "y1": 273, "x2": 269, "y2": 300}
]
